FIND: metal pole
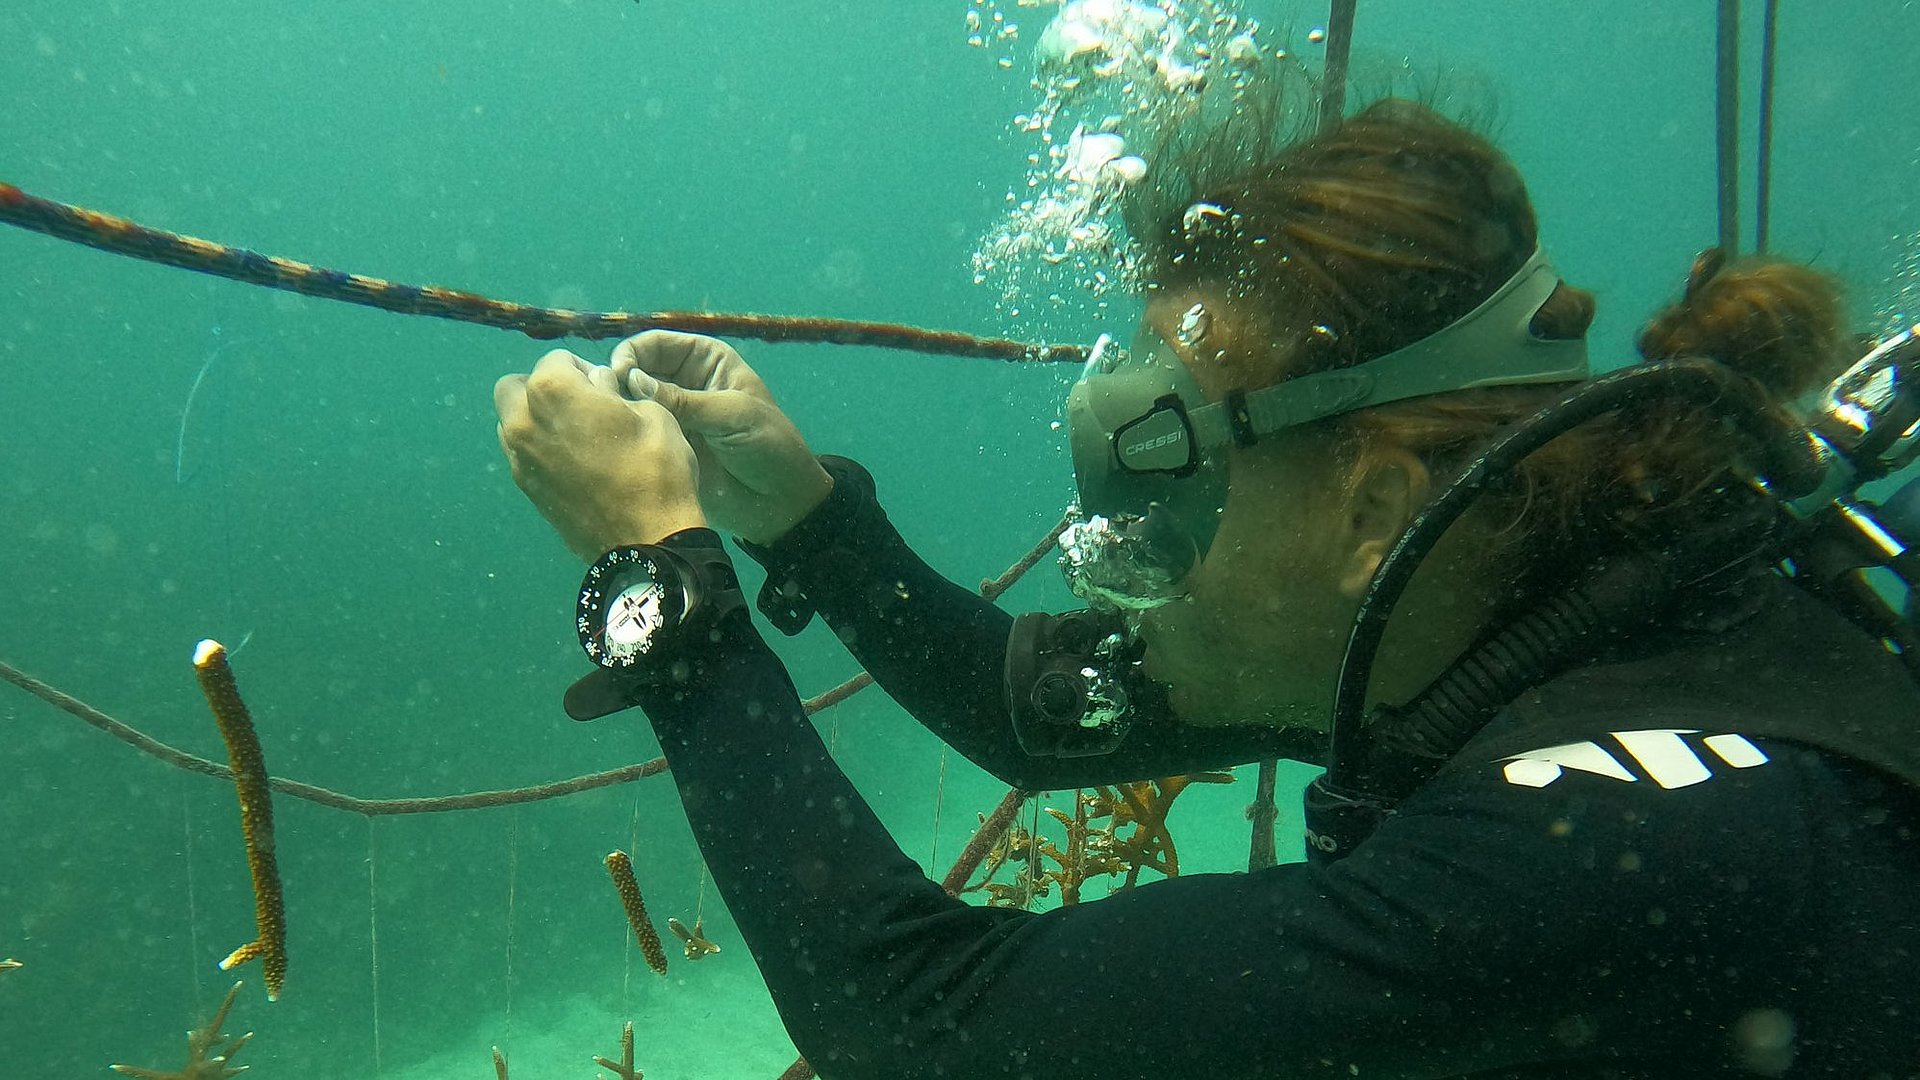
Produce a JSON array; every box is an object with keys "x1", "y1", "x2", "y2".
[
  {"x1": 1755, "y1": 0, "x2": 1779, "y2": 253},
  {"x1": 1318, "y1": 0, "x2": 1359, "y2": 133},
  {"x1": 1716, "y1": 0, "x2": 1742, "y2": 257}
]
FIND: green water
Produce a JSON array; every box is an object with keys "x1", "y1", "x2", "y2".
[{"x1": 1, "y1": 2, "x2": 1916, "y2": 1077}]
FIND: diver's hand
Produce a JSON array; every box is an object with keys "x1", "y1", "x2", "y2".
[
  {"x1": 609, "y1": 331, "x2": 833, "y2": 546},
  {"x1": 494, "y1": 349, "x2": 706, "y2": 560}
]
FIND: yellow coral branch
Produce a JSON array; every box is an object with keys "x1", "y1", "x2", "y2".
[
  {"x1": 193, "y1": 640, "x2": 287, "y2": 1001},
  {"x1": 604, "y1": 850, "x2": 668, "y2": 976}
]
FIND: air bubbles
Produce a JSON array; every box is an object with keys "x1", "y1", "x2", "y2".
[
  {"x1": 1177, "y1": 302, "x2": 1212, "y2": 347},
  {"x1": 1306, "y1": 26, "x2": 1326, "y2": 44},
  {"x1": 1180, "y1": 201, "x2": 1228, "y2": 238},
  {"x1": 1063, "y1": 127, "x2": 1127, "y2": 182},
  {"x1": 967, "y1": 3, "x2": 1023, "y2": 53},
  {"x1": 1108, "y1": 154, "x2": 1147, "y2": 184},
  {"x1": 974, "y1": 0, "x2": 1296, "y2": 334}
]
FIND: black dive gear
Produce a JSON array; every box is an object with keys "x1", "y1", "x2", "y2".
[
  {"x1": 564, "y1": 528, "x2": 746, "y2": 722},
  {"x1": 1306, "y1": 333, "x2": 1920, "y2": 863},
  {"x1": 1003, "y1": 608, "x2": 1144, "y2": 757}
]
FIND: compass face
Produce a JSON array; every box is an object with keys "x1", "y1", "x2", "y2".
[
  {"x1": 577, "y1": 548, "x2": 685, "y2": 669},
  {"x1": 603, "y1": 580, "x2": 666, "y2": 660}
]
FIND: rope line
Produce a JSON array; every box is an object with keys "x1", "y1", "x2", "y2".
[
  {"x1": 1, "y1": 517, "x2": 1069, "y2": 817},
  {"x1": 0, "y1": 182, "x2": 1089, "y2": 364}
]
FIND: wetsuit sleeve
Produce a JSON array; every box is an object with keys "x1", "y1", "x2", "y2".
[
  {"x1": 634, "y1": 606, "x2": 1813, "y2": 1079},
  {"x1": 740, "y1": 456, "x2": 1317, "y2": 789}
]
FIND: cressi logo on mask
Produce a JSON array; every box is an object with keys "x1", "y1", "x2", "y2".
[{"x1": 1122, "y1": 429, "x2": 1185, "y2": 459}]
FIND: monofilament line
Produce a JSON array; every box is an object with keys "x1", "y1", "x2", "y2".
[
  {"x1": 174, "y1": 329, "x2": 225, "y2": 486},
  {"x1": 367, "y1": 817, "x2": 382, "y2": 1075},
  {"x1": 929, "y1": 748, "x2": 949, "y2": 873},
  {"x1": 505, "y1": 808, "x2": 518, "y2": 1051},
  {"x1": 182, "y1": 780, "x2": 204, "y2": 1012}
]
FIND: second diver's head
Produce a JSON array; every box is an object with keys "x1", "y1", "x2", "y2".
[{"x1": 1062, "y1": 98, "x2": 1848, "y2": 734}]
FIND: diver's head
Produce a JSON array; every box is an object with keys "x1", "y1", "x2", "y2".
[{"x1": 1062, "y1": 99, "x2": 1850, "y2": 732}]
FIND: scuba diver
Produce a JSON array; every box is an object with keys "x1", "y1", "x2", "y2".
[{"x1": 493, "y1": 100, "x2": 1920, "y2": 1078}]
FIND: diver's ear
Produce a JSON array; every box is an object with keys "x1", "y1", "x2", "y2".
[{"x1": 1336, "y1": 449, "x2": 1431, "y2": 599}]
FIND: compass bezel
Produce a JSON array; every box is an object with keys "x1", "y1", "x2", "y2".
[{"x1": 576, "y1": 547, "x2": 688, "y2": 669}]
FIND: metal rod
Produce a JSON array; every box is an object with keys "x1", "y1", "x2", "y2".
[
  {"x1": 1318, "y1": 0, "x2": 1359, "y2": 134},
  {"x1": 1755, "y1": 0, "x2": 1778, "y2": 253},
  {"x1": 1715, "y1": 0, "x2": 1742, "y2": 257}
]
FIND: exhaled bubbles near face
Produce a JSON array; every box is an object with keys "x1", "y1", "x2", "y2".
[
  {"x1": 1177, "y1": 302, "x2": 1211, "y2": 348},
  {"x1": 968, "y1": 0, "x2": 1299, "y2": 339}
]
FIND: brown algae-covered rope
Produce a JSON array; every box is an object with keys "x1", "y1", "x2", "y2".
[
  {"x1": 0, "y1": 654, "x2": 672, "y2": 816},
  {"x1": 3, "y1": 516, "x2": 1068, "y2": 817},
  {"x1": 939, "y1": 786, "x2": 1030, "y2": 896},
  {"x1": 604, "y1": 850, "x2": 669, "y2": 976},
  {"x1": 192, "y1": 639, "x2": 288, "y2": 1001},
  {"x1": 980, "y1": 514, "x2": 1071, "y2": 600},
  {"x1": 0, "y1": 182, "x2": 1088, "y2": 362}
]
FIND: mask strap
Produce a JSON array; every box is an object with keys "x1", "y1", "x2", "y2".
[{"x1": 1185, "y1": 247, "x2": 1591, "y2": 450}]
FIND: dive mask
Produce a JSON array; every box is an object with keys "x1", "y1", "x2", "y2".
[{"x1": 1061, "y1": 246, "x2": 1592, "y2": 610}]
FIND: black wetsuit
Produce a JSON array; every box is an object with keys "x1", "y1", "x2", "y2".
[{"x1": 629, "y1": 459, "x2": 1920, "y2": 1080}]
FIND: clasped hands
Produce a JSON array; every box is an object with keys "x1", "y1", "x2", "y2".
[{"x1": 494, "y1": 331, "x2": 833, "y2": 560}]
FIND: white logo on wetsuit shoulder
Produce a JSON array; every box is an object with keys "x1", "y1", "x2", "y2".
[{"x1": 1500, "y1": 729, "x2": 1770, "y2": 790}]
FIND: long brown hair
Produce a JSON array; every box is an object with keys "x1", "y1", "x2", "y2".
[{"x1": 1137, "y1": 98, "x2": 1849, "y2": 566}]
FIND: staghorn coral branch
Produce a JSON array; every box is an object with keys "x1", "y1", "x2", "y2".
[
  {"x1": 110, "y1": 979, "x2": 251, "y2": 1080},
  {"x1": 666, "y1": 917, "x2": 720, "y2": 962},
  {"x1": 0, "y1": 181, "x2": 1089, "y2": 363},
  {"x1": 193, "y1": 640, "x2": 288, "y2": 1002},
  {"x1": 592, "y1": 1021, "x2": 643, "y2": 1080},
  {"x1": 604, "y1": 851, "x2": 669, "y2": 977}
]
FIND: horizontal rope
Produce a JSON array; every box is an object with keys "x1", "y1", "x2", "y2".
[
  {"x1": 1, "y1": 517, "x2": 1069, "y2": 816},
  {"x1": 0, "y1": 181, "x2": 1090, "y2": 363}
]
